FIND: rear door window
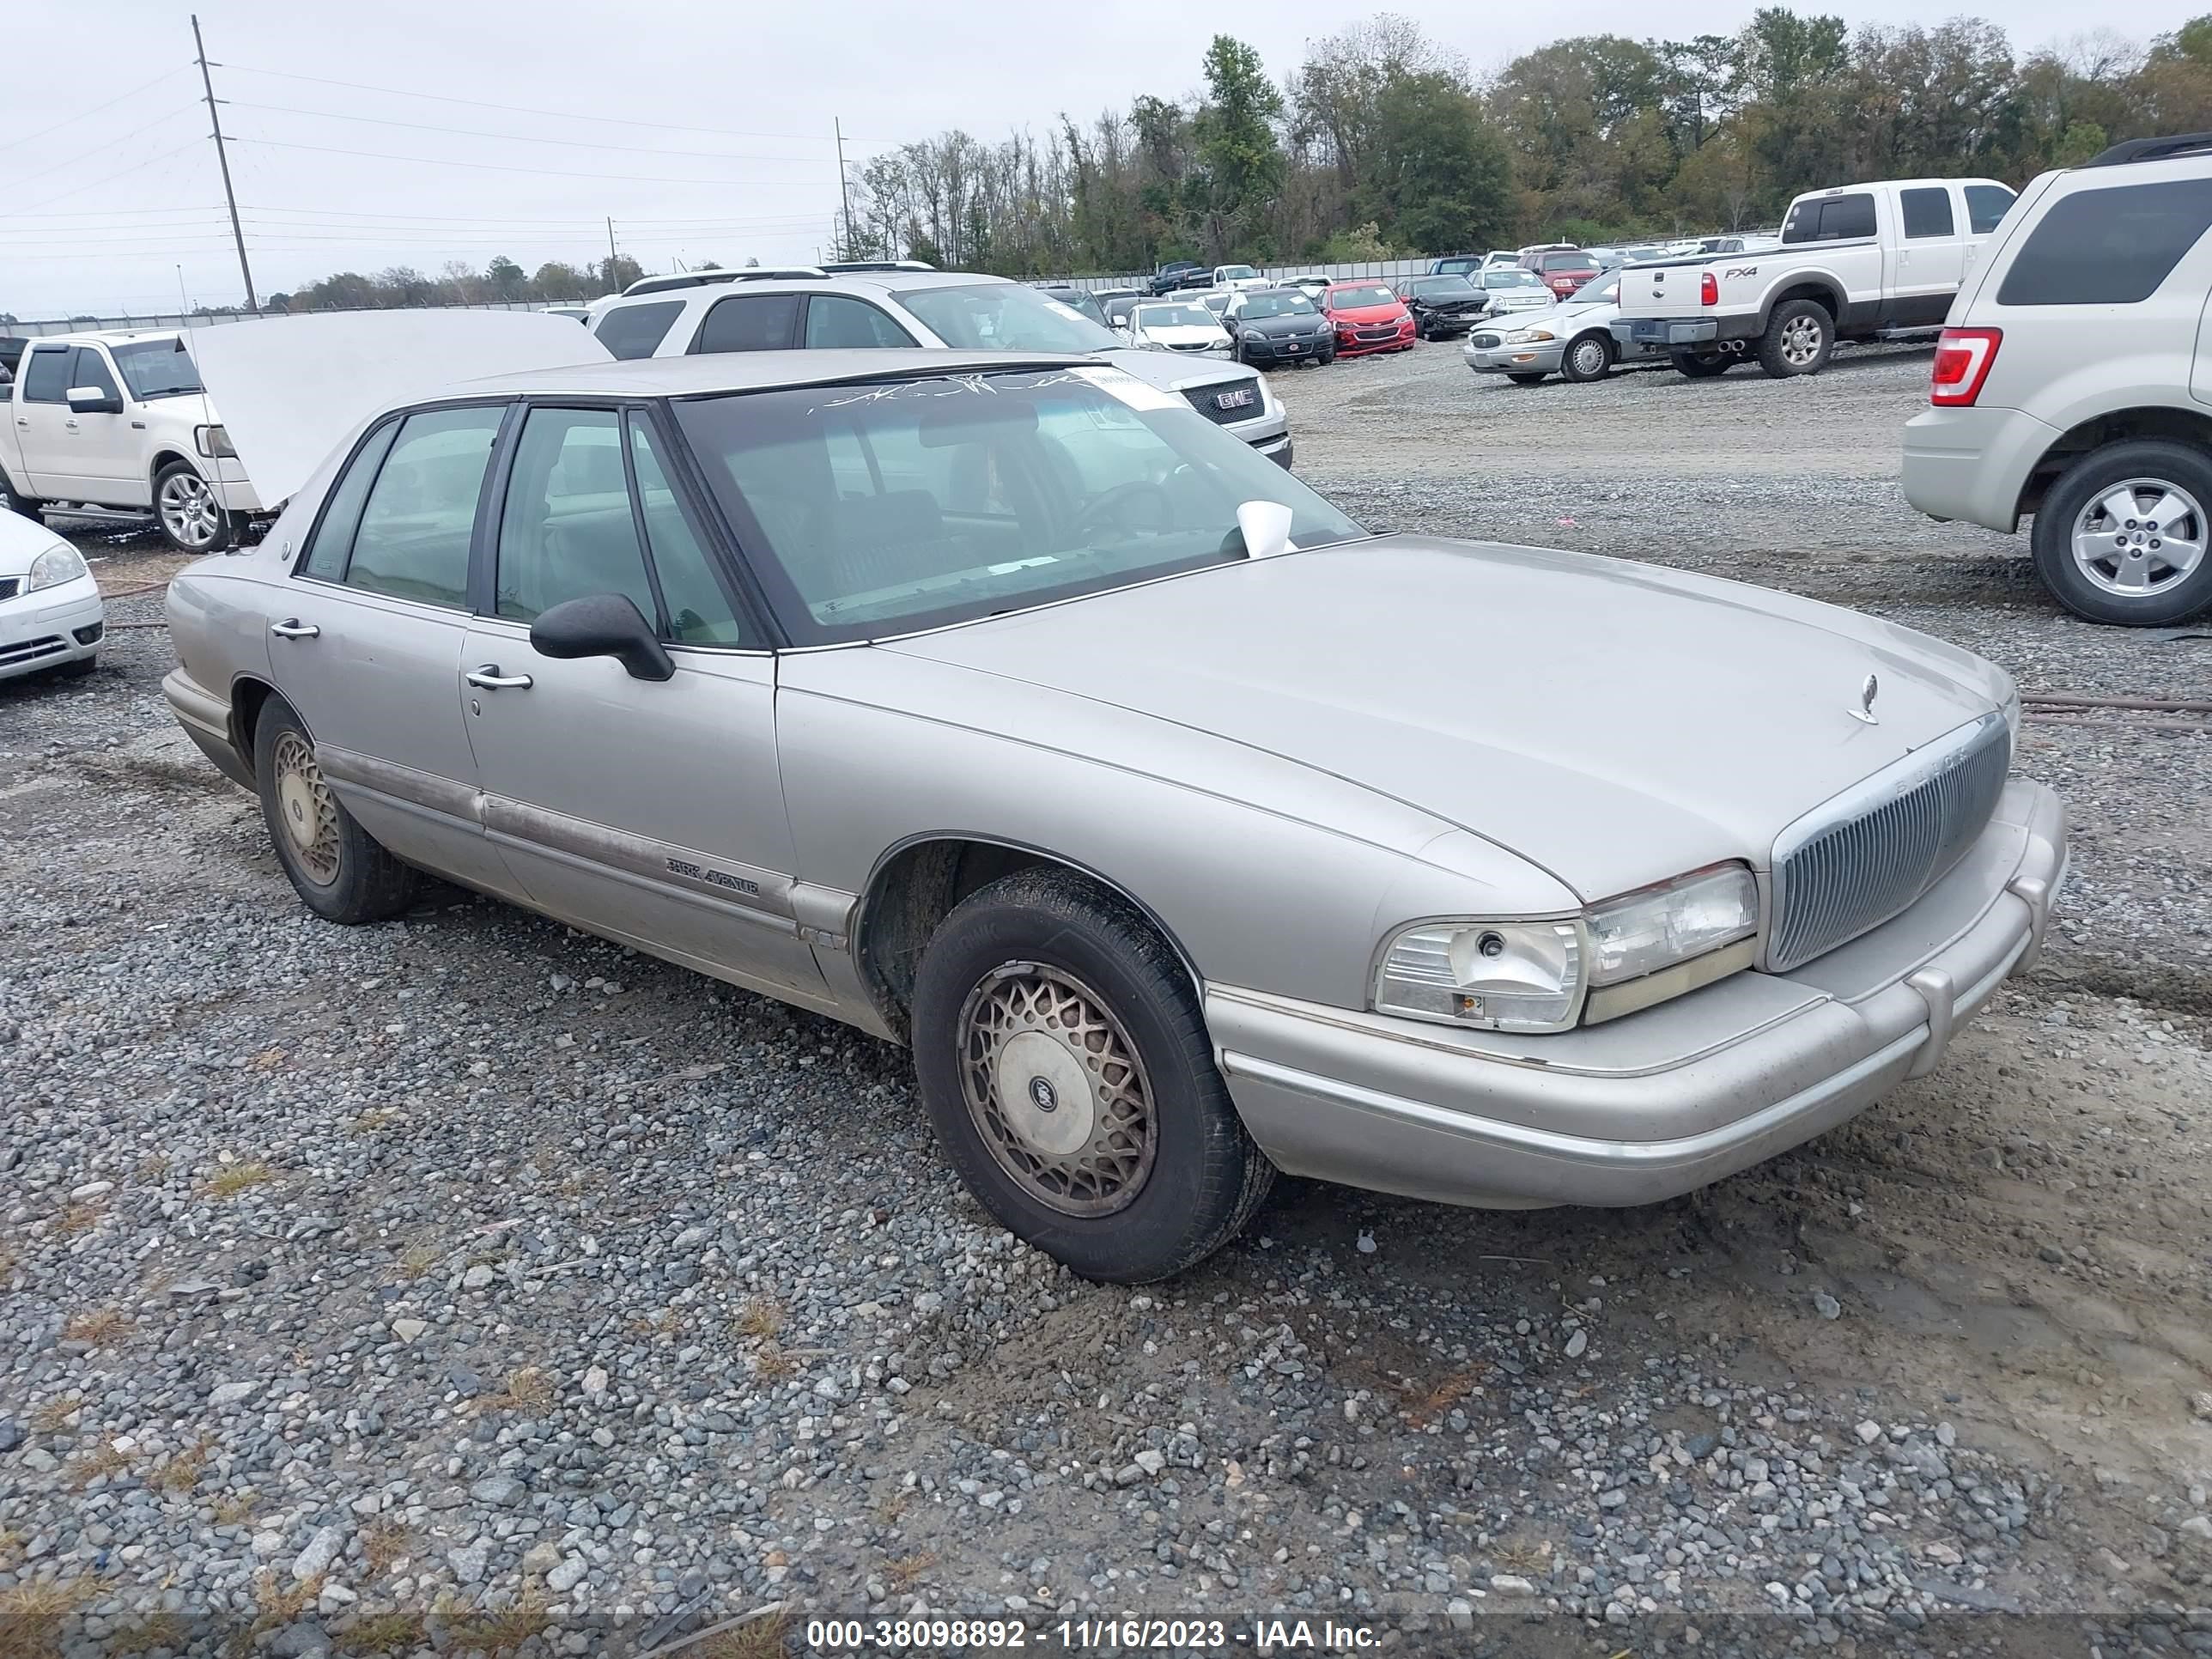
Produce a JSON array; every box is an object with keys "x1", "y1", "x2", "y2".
[
  {"x1": 21, "y1": 348, "x2": 71, "y2": 403},
  {"x1": 1900, "y1": 187, "x2": 1956, "y2": 239},
  {"x1": 1995, "y1": 179, "x2": 2212, "y2": 306},
  {"x1": 343, "y1": 405, "x2": 507, "y2": 608},
  {"x1": 593, "y1": 301, "x2": 684, "y2": 362},
  {"x1": 694, "y1": 294, "x2": 800, "y2": 353}
]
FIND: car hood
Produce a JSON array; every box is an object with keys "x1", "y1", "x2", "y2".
[
  {"x1": 1328, "y1": 303, "x2": 1406, "y2": 324},
  {"x1": 186, "y1": 310, "x2": 614, "y2": 507},
  {"x1": 1098, "y1": 345, "x2": 1243, "y2": 391},
  {"x1": 1135, "y1": 326, "x2": 1226, "y2": 348},
  {"x1": 884, "y1": 534, "x2": 2009, "y2": 901},
  {"x1": 1239, "y1": 313, "x2": 1326, "y2": 336}
]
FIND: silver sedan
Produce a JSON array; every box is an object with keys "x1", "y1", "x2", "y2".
[
  {"x1": 1464, "y1": 275, "x2": 1668, "y2": 385},
  {"x1": 164, "y1": 343, "x2": 2066, "y2": 1283}
]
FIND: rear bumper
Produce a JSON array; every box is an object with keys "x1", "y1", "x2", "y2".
[
  {"x1": 0, "y1": 576, "x2": 104, "y2": 682},
  {"x1": 161, "y1": 665, "x2": 254, "y2": 788},
  {"x1": 1210, "y1": 780, "x2": 2065, "y2": 1209},
  {"x1": 1901, "y1": 404, "x2": 2060, "y2": 534},
  {"x1": 1611, "y1": 313, "x2": 1759, "y2": 348}
]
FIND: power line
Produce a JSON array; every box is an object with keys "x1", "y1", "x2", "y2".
[
  {"x1": 218, "y1": 63, "x2": 892, "y2": 146},
  {"x1": 228, "y1": 100, "x2": 850, "y2": 165},
  {"x1": 14, "y1": 137, "x2": 206, "y2": 216},
  {"x1": 12, "y1": 102, "x2": 203, "y2": 186},
  {"x1": 227, "y1": 135, "x2": 836, "y2": 187},
  {"x1": 0, "y1": 64, "x2": 192, "y2": 157}
]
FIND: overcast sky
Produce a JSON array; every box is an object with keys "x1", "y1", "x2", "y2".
[{"x1": 6, "y1": 0, "x2": 2198, "y2": 319}]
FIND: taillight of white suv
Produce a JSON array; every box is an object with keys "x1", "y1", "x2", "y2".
[{"x1": 1929, "y1": 327, "x2": 2002, "y2": 406}]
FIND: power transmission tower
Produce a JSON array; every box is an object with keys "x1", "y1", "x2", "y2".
[
  {"x1": 191, "y1": 15, "x2": 257, "y2": 313},
  {"x1": 835, "y1": 118, "x2": 854, "y2": 259}
]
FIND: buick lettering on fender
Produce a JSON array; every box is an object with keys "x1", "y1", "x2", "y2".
[{"x1": 162, "y1": 316, "x2": 2067, "y2": 1284}]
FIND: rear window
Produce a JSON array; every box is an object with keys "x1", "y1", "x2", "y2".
[
  {"x1": 1539, "y1": 252, "x2": 1589, "y2": 270},
  {"x1": 1996, "y1": 179, "x2": 2212, "y2": 306},
  {"x1": 1965, "y1": 185, "x2": 2014, "y2": 234},
  {"x1": 1900, "y1": 187, "x2": 1955, "y2": 239},
  {"x1": 1783, "y1": 193, "x2": 1876, "y2": 243},
  {"x1": 593, "y1": 301, "x2": 684, "y2": 361}
]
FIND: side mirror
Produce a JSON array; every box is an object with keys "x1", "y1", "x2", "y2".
[
  {"x1": 1237, "y1": 499, "x2": 1296, "y2": 561},
  {"x1": 67, "y1": 386, "x2": 123, "y2": 415},
  {"x1": 528, "y1": 592, "x2": 674, "y2": 682}
]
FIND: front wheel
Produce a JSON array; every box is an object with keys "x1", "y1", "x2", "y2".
[
  {"x1": 1561, "y1": 333, "x2": 1614, "y2": 384},
  {"x1": 252, "y1": 697, "x2": 421, "y2": 923},
  {"x1": 154, "y1": 460, "x2": 232, "y2": 554},
  {"x1": 2030, "y1": 440, "x2": 2212, "y2": 625},
  {"x1": 909, "y1": 868, "x2": 1274, "y2": 1283},
  {"x1": 1758, "y1": 300, "x2": 1833, "y2": 379}
]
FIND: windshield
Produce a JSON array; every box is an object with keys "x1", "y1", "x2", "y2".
[
  {"x1": 1569, "y1": 277, "x2": 1619, "y2": 304},
  {"x1": 1214, "y1": 264, "x2": 1257, "y2": 281},
  {"x1": 1133, "y1": 305, "x2": 1214, "y2": 330},
  {"x1": 111, "y1": 338, "x2": 202, "y2": 399},
  {"x1": 900, "y1": 283, "x2": 1121, "y2": 353},
  {"x1": 1237, "y1": 293, "x2": 1317, "y2": 318},
  {"x1": 1482, "y1": 270, "x2": 1545, "y2": 289},
  {"x1": 1328, "y1": 284, "x2": 1397, "y2": 308},
  {"x1": 1044, "y1": 289, "x2": 1109, "y2": 327},
  {"x1": 1407, "y1": 277, "x2": 1475, "y2": 296},
  {"x1": 674, "y1": 368, "x2": 1365, "y2": 647}
]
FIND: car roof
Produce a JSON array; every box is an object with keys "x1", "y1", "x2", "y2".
[
  {"x1": 443, "y1": 348, "x2": 1094, "y2": 400},
  {"x1": 599, "y1": 270, "x2": 1019, "y2": 314},
  {"x1": 24, "y1": 328, "x2": 187, "y2": 349}
]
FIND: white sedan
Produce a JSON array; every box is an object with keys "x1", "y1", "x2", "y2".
[
  {"x1": 0, "y1": 512, "x2": 103, "y2": 683},
  {"x1": 1127, "y1": 301, "x2": 1232, "y2": 356}
]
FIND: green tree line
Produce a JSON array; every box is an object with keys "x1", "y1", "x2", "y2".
[{"x1": 842, "y1": 9, "x2": 2212, "y2": 273}]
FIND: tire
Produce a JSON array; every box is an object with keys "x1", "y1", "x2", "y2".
[
  {"x1": 1671, "y1": 349, "x2": 1734, "y2": 379},
  {"x1": 1758, "y1": 300, "x2": 1833, "y2": 379},
  {"x1": 1506, "y1": 372, "x2": 1548, "y2": 386},
  {"x1": 252, "y1": 696, "x2": 420, "y2": 923},
  {"x1": 1561, "y1": 333, "x2": 1614, "y2": 384},
  {"x1": 54, "y1": 657, "x2": 97, "y2": 680},
  {"x1": 0, "y1": 467, "x2": 42, "y2": 521},
  {"x1": 1319, "y1": 348, "x2": 1336, "y2": 366},
  {"x1": 2029, "y1": 440, "x2": 2212, "y2": 626},
  {"x1": 909, "y1": 867, "x2": 1274, "y2": 1283},
  {"x1": 153, "y1": 459, "x2": 232, "y2": 554}
]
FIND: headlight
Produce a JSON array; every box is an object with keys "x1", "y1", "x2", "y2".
[
  {"x1": 1374, "y1": 863, "x2": 1761, "y2": 1034},
  {"x1": 1373, "y1": 920, "x2": 1585, "y2": 1032},
  {"x1": 1997, "y1": 677, "x2": 2021, "y2": 744},
  {"x1": 195, "y1": 424, "x2": 238, "y2": 459},
  {"x1": 1504, "y1": 327, "x2": 1555, "y2": 343},
  {"x1": 26, "y1": 544, "x2": 88, "y2": 592}
]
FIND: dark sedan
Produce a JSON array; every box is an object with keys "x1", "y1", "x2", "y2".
[
  {"x1": 1222, "y1": 289, "x2": 1335, "y2": 367},
  {"x1": 1391, "y1": 275, "x2": 1487, "y2": 341}
]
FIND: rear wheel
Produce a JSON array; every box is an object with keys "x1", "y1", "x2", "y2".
[
  {"x1": 1758, "y1": 300, "x2": 1833, "y2": 378},
  {"x1": 1671, "y1": 349, "x2": 1734, "y2": 379},
  {"x1": 252, "y1": 697, "x2": 420, "y2": 923},
  {"x1": 2031, "y1": 441, "x2": 2212, "y2": 625},
  {"x1": 909, "y1": 867, "x2": 1274, "y2": 1283},
  {"x1": 1561, "y1": 333, "x2": 1614, "y2": 384}
]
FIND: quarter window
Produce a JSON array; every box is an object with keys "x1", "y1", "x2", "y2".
[
  {"x1": 1900, "y1": 187, "x2": 1956, "y2": 239},
  {"x1": 1783, "y1": 193, "x2": 1876, "y2": 243},
  {"x1": 694, "y1": 294, "x2": 799, "y2": 353},
  {"x1": 593, "y1": 301, "x2": 684, "y2": 361},
  {"x1": 21, "y1": 349, "x2": 71, "y2": 404},
  {"x1": 802, "y1": 295, "x2": 915, "y2": 349},
  {"x1": 343, "y1": 405, "x2": 506, "y2": 608},
  {"x1": 300, "y1": 420, "x2": 400, "y2": 581},
  {"x1": 1995, "y1": 179, "x2": 2212, "y2": 306},
  {"x1": 495, "y1": 408, "x2": 659, "y2": 626}
]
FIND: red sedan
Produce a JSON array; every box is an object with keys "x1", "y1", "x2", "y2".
[{"x1": 1320, "y1": 282, "x2": 1417, "y2": 356}]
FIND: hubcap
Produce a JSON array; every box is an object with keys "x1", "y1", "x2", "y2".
[
  {"x1": 270, "y1": 731, "x2": 342, "y2": 885},
  {"x1": 1574, "y1": 340, "x2": 1605, "y2": 374},
  {"x1": 159, "y1": 473, "x2": 220, "y2": 548},
  {"x1": 2071, "y1": 477, "x2": 2206, "y2": 599},
  {"x1": 957, "y1": 962, "x2": 1157, "y2": 1217},
  {"x1": 1780, "y1": 316, "x2": 1823, "y2": 367}
]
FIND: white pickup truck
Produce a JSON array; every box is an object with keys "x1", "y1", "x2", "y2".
[
  {"x1": 0, "y1": 330, "x2": 265, "y2": 552},
  {"x1": 1610, "y1": 178, "x2": 2017, "y2": 379}
]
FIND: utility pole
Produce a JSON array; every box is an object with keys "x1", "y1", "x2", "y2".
[
  {"x1": 605, "y1": 216, "x2": 618, "y2": 287},
  {"x1": 834, "y1": 118, "x2": 854, "y2": 259},
  {"x1": 176, "y1": 264, "x2": 191, "y2": 317},
  {"x1": 191, "y1": 15, "x2": 257, "y2": 313}
]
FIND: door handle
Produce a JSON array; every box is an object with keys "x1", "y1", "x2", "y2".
[
  {"x1": 465, "y1": 665, "x2": 533, "y2": 690},
  {"x1": 64, "y1": 419, "x2": 79, "y2": 430},
  {"x1": 269, "y1": 619, "x2": 319, "y2": 640}
]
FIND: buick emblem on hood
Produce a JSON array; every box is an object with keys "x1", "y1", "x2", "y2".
[{"x1": 1849, "y1": 672, "x2": 1880, "y2": 726}]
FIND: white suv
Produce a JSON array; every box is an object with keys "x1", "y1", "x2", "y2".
[
  {"x1": 587, "y1": 268, "x2": 1292, "y2": 466},
  {"x1": 1903, "y1": 133, "x2": 2212, "y2": 624}
]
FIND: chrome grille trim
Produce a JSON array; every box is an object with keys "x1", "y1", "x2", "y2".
[{"x1": 1767, "y1": 713, "x2": 2011, "y2": 972}]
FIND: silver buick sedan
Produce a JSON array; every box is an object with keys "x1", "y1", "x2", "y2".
[{"x1": 163, "y1": 346, "x2": 2066, "y2": 1283}]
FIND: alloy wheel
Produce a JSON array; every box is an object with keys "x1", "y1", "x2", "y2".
[
  {"x1": 1778, "y1": 314, "x2": 1825, "y2": 368},
  {"x1": 957, "y1": 961, "x2": 1158, "y2": 1217},
  {"x1": 2070, "y1": 477, "x2": 2207, "y2": 599},
  {"x1": 159, "y1": 471, "x2": 222, "y2": 550}
]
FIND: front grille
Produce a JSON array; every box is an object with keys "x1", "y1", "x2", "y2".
[
  {"x1": 0, "y1": 634, "x2": 66, "y2": 668},
  {"x1": 1472, "y1": 333, "x2": 1502, "y2": 349},
  {"x1": 1768, "y1": 714, "x2": 2011, "y2": 971},
  {"x1": 1354, "y1": 325, "x2": 1399, "y2": 341},
  {"x1": 1182, "y1": 377, "x2": 1262, "y2": 425},
  {"x1": 0, "y1": 576, "x2": 18, "y2": 602}
]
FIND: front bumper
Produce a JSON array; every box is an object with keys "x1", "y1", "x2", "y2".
[
  {"x1": 0, "y1": 574, "x2": 105, "y2": 682},
  {"x1": 1237, "y1": 336, "x2": 1332, "y2": 366},
  {"x1": 1901, "y1": 404, "x2": 2061, "y2": 534},
  {"x1": 1465, "y1": 337, "x2": 1566, "y2": 375},
  {"x1": 1334, "y1": 325, "x2": 1416, "y2": 356},
  {"x1": 1210, "y1": 780, "x2": 2065, "y2": 1209}
]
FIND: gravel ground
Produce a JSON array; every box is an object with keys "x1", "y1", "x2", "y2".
[{"x1": 3, "y1": 345, "x2": 2210, "y2": 1659}]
